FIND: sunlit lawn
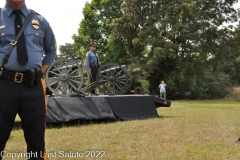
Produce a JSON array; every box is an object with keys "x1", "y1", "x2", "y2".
[{"x1": 3, "y1": 100, "x2": 240, "y2": 160}]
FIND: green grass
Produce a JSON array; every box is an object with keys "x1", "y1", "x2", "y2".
[{"x1": 4, "y1": 100, "x2": 240, "y2": 160}]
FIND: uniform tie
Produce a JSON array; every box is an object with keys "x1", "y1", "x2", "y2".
[{"x1": 13, "y1": 9, "x2": 28, "y2": 65}]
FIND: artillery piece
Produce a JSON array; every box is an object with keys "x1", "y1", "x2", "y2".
[{"x1": 44, "y1": 58, "x2": 132, "y2": 97}]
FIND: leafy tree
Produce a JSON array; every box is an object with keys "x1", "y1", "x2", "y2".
[
  {"x1": 229, "y1": 28, "x2": 240, "y2": 85},
  {"x1": 59, "y1": 43, "x2": 79, "y2": 60},
  {"x1": 67, "y1": 0, "x2": 240, "y2": 99},
  {"x1": 72, "y1": 0, "x2": 123, "y2": 65},
  {"x1": 109, "y1": 0, "x2": 239, "y2": 99}
]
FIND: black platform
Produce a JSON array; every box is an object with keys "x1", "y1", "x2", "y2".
[
  {"x1": 46, "y1": 95, "x2": 162, "y2": 122},
  {"x1": 154, "y1": 96, "x2": 171, "y2": 107}
]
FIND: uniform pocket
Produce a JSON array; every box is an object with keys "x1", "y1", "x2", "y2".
[
  {"x1": 0, "y1": 29, "x2": 14, "y2": 51},
  {"x1": 26, "y1": 29, "x2": 44, "y2": 51}
]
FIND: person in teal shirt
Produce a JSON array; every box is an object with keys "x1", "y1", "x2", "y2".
[{"x1": 159, "y1": 80, "x2": 167, "y2": 99}]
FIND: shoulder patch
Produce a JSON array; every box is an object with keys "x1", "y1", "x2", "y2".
[{"x1": 29, "y1": 9, "x2": 41, "y2": 16}]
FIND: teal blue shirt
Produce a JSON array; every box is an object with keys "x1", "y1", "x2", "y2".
[
  {"x1": 0, "y1": 4, "x2": 57, "y2": 71},
  {"x1": 159, "y1": 84, "x2": 166, "y2": 93}
]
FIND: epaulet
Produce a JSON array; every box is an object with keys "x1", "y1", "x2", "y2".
[{"x1": 29, "y1": 9, "x2": 41, "y2": 15}]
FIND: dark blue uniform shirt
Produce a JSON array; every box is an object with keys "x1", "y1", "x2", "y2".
[{"x1": 0, "y1": 4, "x2": 57, "y2": 71}]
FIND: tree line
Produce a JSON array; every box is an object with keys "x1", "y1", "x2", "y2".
[{"x1": 59, "y1": 0, "x2": 240, "y2": 99}]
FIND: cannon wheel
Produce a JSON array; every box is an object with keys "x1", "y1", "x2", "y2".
[
  {"x1": 96, "y1": 63, "x2": 131, "y2": 95},
  {"x1": 78, "y1": 65, "x2": 91, "y2": 95},
  {"x1": 122, "y1": 66, "x2": 132, "y2": 94},
  {"x1": 45, "y1": 58, "x2": 84, "y2": 96}
]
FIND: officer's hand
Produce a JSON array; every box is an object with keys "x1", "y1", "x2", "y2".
[{"x1": 88, "y1": 69, "x2": 91, "y2": 75}]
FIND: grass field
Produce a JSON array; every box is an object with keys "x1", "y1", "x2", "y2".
[{"x1": 3, "y1": 100, "x2": 240, "y2": 160}]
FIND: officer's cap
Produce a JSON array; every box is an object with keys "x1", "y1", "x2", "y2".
[{"x1": 89, "y1": 42, "x2": 97, "y2": 46}]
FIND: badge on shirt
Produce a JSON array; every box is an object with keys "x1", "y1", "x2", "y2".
[
  {"x1": 32, "y1": 20, "x2": 40, "y2": 29},
  {"x1": 0, "y1": 25, "x2": 5, "y2": 29}
]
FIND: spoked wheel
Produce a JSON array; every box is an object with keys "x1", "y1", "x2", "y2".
[
  {"x1": 122, "y1": 65, "x2": 132, "y2": 94},
  {"x1": 96, "y1": 63, "x2": 131, "y2": 95},
  {"x1": 45, "y1": 58, "x2": 84, "y2": 96},
  {"x1": 78, "y1": 65, "x2": 90, "y2": 95}
]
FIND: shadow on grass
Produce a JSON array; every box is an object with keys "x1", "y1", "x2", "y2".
[
  {"x1": 12, "y1": 115, "x2": 175, "y2": 130},
  {"x1": 46, "y1": 119, "x2": 118, "y2": 129},
  {"x1": 158, "y1": 115, "x2": 176, "y2": 119},
  {"x1": 12, "y1": 121, "x2": 22, "y2": 131},
  {"x1": 11, "y1": 119, "x2": 119, "y2": 131},
  {"x1": 45, "y1": 115, "x2": 177, "y2": 129}
]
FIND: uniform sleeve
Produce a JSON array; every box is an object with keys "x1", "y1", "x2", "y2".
[{"x1": 42, "y1": 19, "x2": 57, "y2": 66}]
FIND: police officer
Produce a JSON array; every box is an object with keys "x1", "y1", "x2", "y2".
[
  {"x1": 86, "y1": 42, "x2": 100, "y2": 95},
  {"x1": 0, "y1": 0, "x2": 57, "y2": 160}
]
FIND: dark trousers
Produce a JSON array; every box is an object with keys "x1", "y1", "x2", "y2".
[
  {"x1": 90, "y1": 67, "x2": 98, "y2": 94},
  {"x1": 0, "y1": 79, "x2": 46, "y2": 160}
]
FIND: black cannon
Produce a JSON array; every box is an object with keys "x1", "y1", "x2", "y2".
[{"x1": 44, "y1": 58, "x2": 132, "y2": 97}]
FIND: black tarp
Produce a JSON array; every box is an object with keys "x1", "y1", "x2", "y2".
[
  {"x1": 46, "y1": 95, "x2": 159, "y2": 122},
  {"x1": 46, "y1": 96, "x2": 116, "y2": 122},
  {"x1": 105, "y1": 95, "x2": 159, "y2": 120}
]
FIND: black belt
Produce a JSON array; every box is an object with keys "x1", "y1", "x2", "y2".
[{"x1": 1, "y1": 70, "x2": 26, "y2": 83}]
